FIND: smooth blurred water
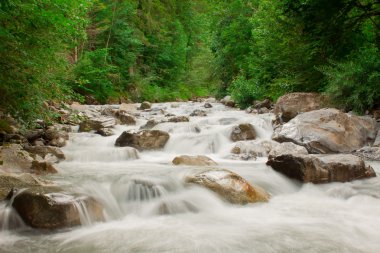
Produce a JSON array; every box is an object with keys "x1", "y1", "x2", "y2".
[{"x1": 1, "y1": 101, "x2": 380, "y2": 253}]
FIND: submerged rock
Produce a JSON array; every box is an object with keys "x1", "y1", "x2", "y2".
[
  {"x1": 273, "y1": 108, "x2": 376, "y2": 153},
  {"x1": 274, "y1": 92, "x2": 328, "y2": 122},
  {"x1": 11, "y1": 189, "x2": 104, "y2": 229},
  {"x1": 230, "y1": 124, "x2": 256, "y2": 142},
  {"x1": 115, "y1": 130, "x2": 170, "y2": 150},
  {"x1": 190, "y1": 109, "x2": 207, "y2": 117},
  {"x1": 168, "y1": 116, "x2": 189, "y2": 123},
  {"x1": 204, "y1": 103, "x2": 213, "y2": 108},
  {"x1": 185, "y1": 169, "x2": 269, "y2": 204},
  {"x1": 267, "y1": 153, "x2": 376, "y2": 183},
  {"x1": 172, "y1": 155, "x2": 217, "y2": 166},
  {"x1": 231, "y1": 140, "x2": 279, "y2": 157}
]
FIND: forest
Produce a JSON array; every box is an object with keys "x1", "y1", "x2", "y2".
[{"x1": 0, "y1": 0, "x2": 379, "y2": 126}]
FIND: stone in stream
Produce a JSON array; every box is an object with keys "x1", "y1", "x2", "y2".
[
  {"x1": 272, "y1": 108, "x2": 376, "y2": 154},
  {"x1": 96, "y1": 128, "x2": 115, "y2": 137},
  {"x1": 115, "y1": 111, "x2": 136, "y2": 125},
  {"x1": 168, "y1": 116, "x2": 189, "y2": 123},
  {"x1": 0, "y1": 173, "x2": 54, "y2": 199},
  {"x1": 140, "y1": 119, "x2": 160, "y2": 130},
  {"x1": 24, "y1": 146, "x2": 65, "y2": 161},
  {"x1": 268, "y1": 142, "x2": 308, "y2": 158},
  {"x1": 115, "y1": 130, "x2": 170, "y2": 150},
  {"x1": 79, "y1": 116, "x2": 116, "y2": 132},
  {"x1": 185, "y1": 169, "x2": 270, "y2": 204},
  {"x1": 267, "y1": 153, "x2": 376, "y2": 183},
  {"x1": 10, "y1": 188, "x2": 104, "y2": 229},
  {"x1": 0, "y1": 144, "x2": 35, "y2": 173},
  {"x1": 44, "y1": 125, "x2": 70, "y2": 147},
  {"x1": 172, "y1": 155, "x2": 217, "y2": 166},
  {"x1": 139, "y1": 101, "x2": 152, "y2": 110},
  {"x1": 204, "y1": 103, "x2": 213, "y2": 108},
  {"x1": 230, "y1": 123, "x2": 256, "y2": 142},
  {"x1": 231, "y1": 140, "x2": 280, "y2": 157},
  {"x1": 274, "y1": 92, "x2": 329, "y2": 122},
  {"x1": 190, "y1": 109, "x2": 207, "y2": 117},
  {"x1": 220, "y1": 96, "x2": 235, "y2": 107}
]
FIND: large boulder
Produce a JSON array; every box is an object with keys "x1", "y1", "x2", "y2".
[
  {"x1": 230, "y1": 124, "x2": 256, "y2": 142},
  {"x1": 185, "y1": 169, "x2": 270, "y2": 204},
  {"x1": 172, "y1": 155, "x2": 217, "y2": 166},
  {"x1": 115, "y1": 130, "x2": 170, "y2": 150},
  {"x1": 273, "y1": 108, "x2": 376, "y2": 153},
  {"x1": 11, "y1": 189, "x2": 104, "y2": 229},
  {"x1": 274, "y1": 92, "x2": 328, "y2": 122},
  {"x1": 267, "y1": 153, "x2": 376, "y2": 183},
  {"x1": 79, "y1": 117, "x2": 116, "y2": 132}
]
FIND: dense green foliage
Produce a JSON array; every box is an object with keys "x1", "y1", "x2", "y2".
[
  {"x1": 212, "y1": 0, "x2": 380, "y2": 111},
  {"x1": 0, "y1": 0, "x2": 379, "y2": 125}
]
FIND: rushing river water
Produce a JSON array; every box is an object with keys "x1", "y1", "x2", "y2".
[{"x1": 1, "y1": 101, "x2": 380, "y2": 253}]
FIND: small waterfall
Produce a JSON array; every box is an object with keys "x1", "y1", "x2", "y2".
[
  {"x1": 73, "y1": 198, "x2": 93, "y2": 226},
  {"x1": 0, "y1": 189, "x2": 27, "y2": 231},
  {"x1": 124, "y1": 179, "x2": 168, "y2": 202}
]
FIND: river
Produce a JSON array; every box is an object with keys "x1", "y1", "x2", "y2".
[{"x1": 1, "y1": 101, "x2": 380, "y2": 253}]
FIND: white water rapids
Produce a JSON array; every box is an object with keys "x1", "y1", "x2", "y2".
[{"x1": 1, "y1": 101, "x2": 380, "y2": 253}]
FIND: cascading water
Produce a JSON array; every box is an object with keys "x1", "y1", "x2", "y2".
[{"x1": 1, "y1": 101, "x2": 380, "y2": 253}]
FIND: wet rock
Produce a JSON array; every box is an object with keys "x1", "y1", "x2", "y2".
[
  {"x1": 268, "y1": 142, "x2": 308, "y2": 158},
  {"x1": 0, "y1": 173, "x2": 53, "y2": 199},
  {"x1": 267, "y1": 153, "x2": 376, "y2": 183},
  {"x1": 231, "y1": 140, "x2": 279, "y2": 157},
  {"x1": 190, "y1": 109, "x2": 207, "y2": 117},
  {"x1": 24, "y1": 146, "x2": 65, "y2": 161},
  {"x1": 157, "y1": 200, "x2": 198, "y2": 215},
  {"x1": 115, "y1": 130, "x2": 170, "y2": 150},
  {"x1": 115, "y1": 111, "x2": 136, "y2": 125},
  {"x1": 353, "y1": 147, "x2": 380, "y2": 161},
  {"x1": 79, "y1": 117, "x2": 116, "y2": 132},
  {"x1": 0, "y1": 133, "x2": 27, "y2": 144},
  {"x1": 139, "y1": 101, "x2": 151, "y2": 110},
  {"x1": 186, "y1": 169, "x2": 269, "y2": 204},
  {"x1": 274, "y1": 92, "x2": 329, "y2": 122},
  {"x1": 11, "y1": 189, "x2": 104, "y2": 229},
  {"x1": 96, "y1": 128, "x2": 115, "y2": 137},
  {"x1": 24, "y1": 129, "x2": 44, "y2": 143},
  {"x1": 168, "y1": 116, "x2": 189, "y2": 123},
  {"x1": 140, "y1": 119, "x2": 160, "y2": 130},
  {"x1": 172, "y1": 155, "x2": 217, "y2": 166},
  {"x1": 44, "y1": 126, "x2": 70, "y2": 147},
  {"x1": 0, "y1": 144, "x2": 34, "y2": 173},
  {"x1": 273, "y1": 108, "x2": 376, "y2": 153},
  {"x1": 220, "y1": 96, "x2": 235, "y2": 107},
  {"x1": 228, "y1": 153, "x2": 257, "y2": 161},
  {"x1": 253, "y1": 98, "x2": 271, "y2": 109},
  {"x1": 230, "y1": 124, "x2": 256, "y2": 142},
  {"x1": 204, "y1": 103, "x2": 213, "y2": 108},
  {"x1": 30, "y1": 160, "x2": 58, "y2": 174},
  {"x1": 258, "y1": 108, "x2": 270, "y2": 114}
]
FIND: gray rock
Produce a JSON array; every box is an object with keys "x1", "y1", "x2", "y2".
[
  {"x1": 115, "y1": 130, "x2": 170, "y2": 150},
  {"x1": 185, "y1": 169, "x2": 269, "y2": 204},
  {"x1": 273, "y1": 108, "x2": 376, "y2": 153},
  {"x1": 230, "y1": 124, "x2": 256, "y2": 142},
  {"x1": 267, "y1": 153, "x2": 376, "y2": 183}
]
